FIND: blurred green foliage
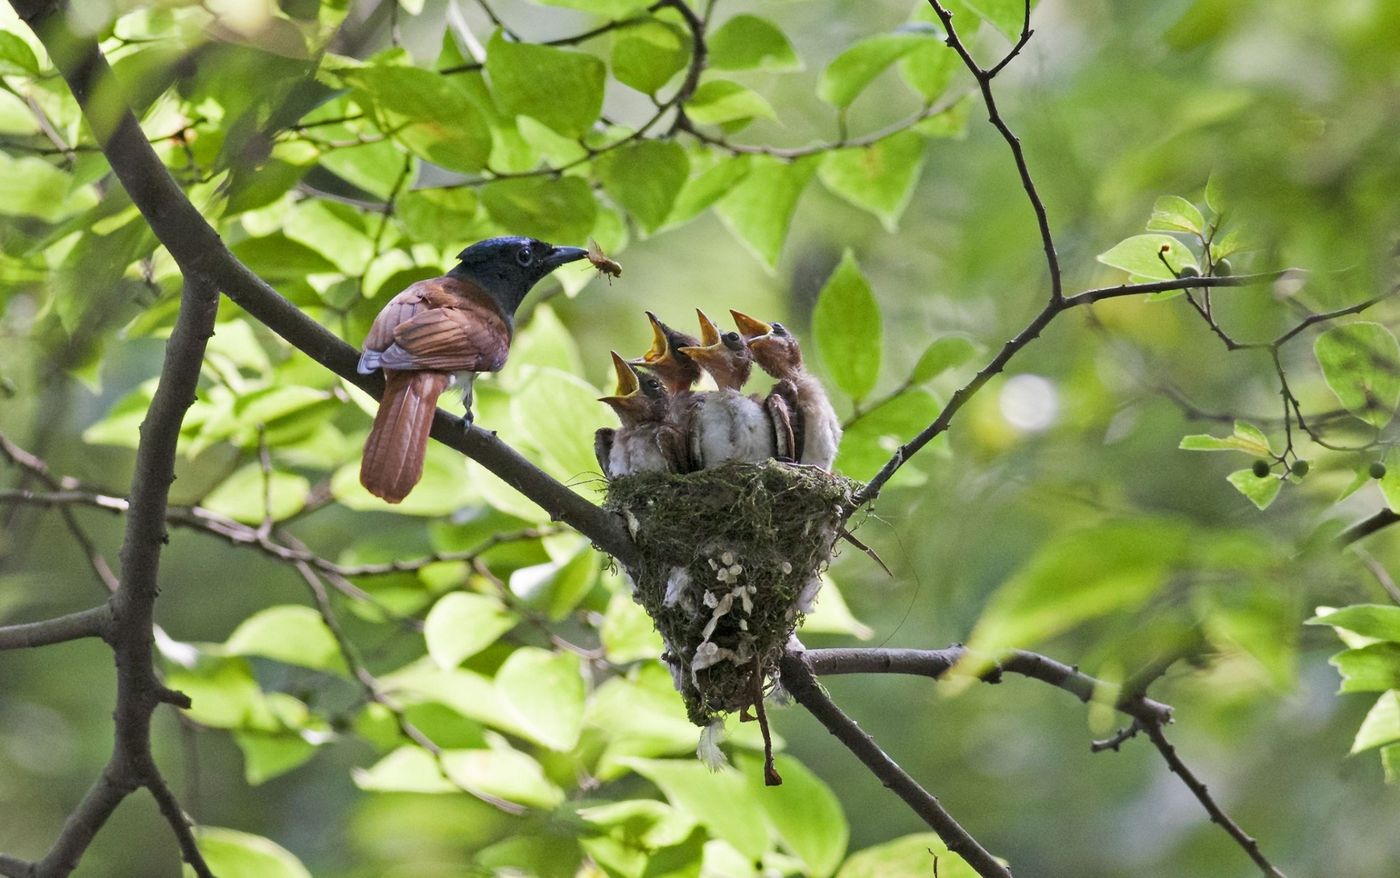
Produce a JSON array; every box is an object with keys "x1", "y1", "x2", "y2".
[{"x1": 3, "y1": 0, "x2": 1400, "y2": 876}]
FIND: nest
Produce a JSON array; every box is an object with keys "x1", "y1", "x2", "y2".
[{"x1": 605, "y1": 461, "x2": 857, "y2": 726}]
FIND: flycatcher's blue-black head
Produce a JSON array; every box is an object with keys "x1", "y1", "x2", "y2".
[{"x1": 451, "y1": 237, "x2": 589, "y2": 315}]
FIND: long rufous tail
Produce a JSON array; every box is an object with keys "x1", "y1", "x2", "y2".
[{"x1": 360, "y1": 370, "x2": 450, "y2": 503}]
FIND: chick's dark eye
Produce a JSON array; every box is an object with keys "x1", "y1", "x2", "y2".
[
  {"x1": 722, "y1": 332, "x2": 742, "y2": 349},
  {"x1": 772, "y1": 322, "x2": 788, "y2": 336},
  {"x1": 516, "y1": 247, "x2": 534, "y2": 266}
]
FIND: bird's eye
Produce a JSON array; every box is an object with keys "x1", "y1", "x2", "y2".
[
  {"x1": 772, "y1": 322, "x2": 788, "y2": 336},
  {"x1": 722, "y1": 332, "x2": 743, "y2": 350},
  {"x1": 516, "y1": 247, "x2": 534, "y2": 267}
]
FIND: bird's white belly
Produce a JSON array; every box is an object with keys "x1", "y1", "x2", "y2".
[
  {"x1": 796, "y1": 378, "x2": 841, "y2": 469},
  {"x1": 695, "y1": 391, "x2": 773, "y2": 467},
  {"x1": 610, "y1": 431, "x2": 670, "y2": 476}
]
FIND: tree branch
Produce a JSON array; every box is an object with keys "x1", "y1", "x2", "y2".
[
  {"x1": 12, "y1": 0, "x2": 635, "y2": 568},
  {"x1": 9, "y1": 272, "x2": 220, "y2": 878},
  {"x1": 926, "y1": 0, "x2": 1060, "y2": 302},
  {"x1": 779, "y1": 650, "x2": 1011, "y2": 878},
  {"x1": 1141, "y1": 722, "x2": 1288, "y2": 878},
  {"x1": 1337, "y1": 509, "x2": 1400, "y2": 547},
  {"x1": 0, "y1": 605, "x2": 111, "y2": 651},
  {"x1": 803, "y1": 646, "x2": 1173, "y2": 727}
]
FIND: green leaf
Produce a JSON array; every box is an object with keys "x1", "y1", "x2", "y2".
[
  {"x1": 911, "y1": 335, "x2": 980, "y2": 383},
  {"x1": 1329, "y1": 644, "x2": 1400, "y2": 693},
  {"x1": 225, "y1": 605, "x2": 347, "y2": 674},
  {"x1": 1373, "y1": 448, "x2": 1400, "y2": 512},
  {"x1": 684, "y1": 79, "x2": 777, "y2": 126},
  {"x1": 1226, "y1": 468, "x2": 1283, "y2": 510},
  {"x1": 578, "y1": 799, "x2": 697, "y2": 850},
  {"x1": 601, "y1": 590, "x2": 665, "y2": 663},
  {"x1": 203, "y1": 465, "x2": 311, "y2": 526},
  {"x1": 899, "y1": 37, "x2": 960, "y2": 102},
  {"x1": 913, "y1": 95, "x2": 973, "y2": 139},
  {"x1": 0, "y1": 32, "x2": 40, "y2": 75},
  {"x1": 83, "y1": 380, "x2": 155, "y2": 450},
  {"x1": 354, "y1": 744, "x2": 564, "y2": 808},
  {"x1": 818, "y1": 131, "x2": 926, "y2": 231},
  {"x1": 812, "y1": 250, "x2": 883, "y2": 401},
  {"x1": 509, "y1": 544, "x2": 600, "y2": 620},
  {"x1": 737, "y1": 753, "x2": 847, "y2": 876},
  {"x1": 965, "y1": 0, "x2": 1036, "y2": 40},
  {"x1": 1383, "y1": 742, "x2": 1400, "y2": 784},
  {"x1": 800, "y1": 574, "x2": 874, "y2": 639},
  {"x1": 968, "y1": 520, "x2": 1191, "y2": 653},
  {"x1": 531, "y1": 0, "x2": 652, "y2": 15},
  {"x1": 835, "y1": 388, "x2": 942, "y2": 482},
  {"x1": 714, "y1": 155, "x2": 816, "y2": 269},
  {"x1": 1195, "y1": 586, "x2": 1295, "y2": 688},
  {"x1": 487, "y1": 32, "x2": 605, "y2": 138},
  {"x1": 163, "y1": 654, "x2": 270, "y2": 730},
  {"x1": 495, "y1": 647, "x2": 586, "y2": 751},
  {"x1": 189, "y1": 827, "x2": 311, "y2": 878},
  {"x1": 1146, "y1": 195, "x2": 1205, "y2": 235},
  {"x1": 0, "y1": 154, "x2": 85, "y2": 223},
  {"x1": 423, "y1": 592, "x2": 518, "y2": 670},
  {"x1": 285, "y1": 199, "x2": 373, "y2": 274},
  {"x1": 339, "y1": 65, "x2": 491, "y2": 172},
  {"x1": 1178, "y1": 420, "x2": 1272, "y2": 456},
  {"x1": 480, "y1": 176, "x2": 598, "y2": 244},
  {"x1": 203, "y1": 467, "x2": 312, "y2": 529},
  {"x1": 397, "y1": 188, "x2": 487, "y2": 251},
  {"x1": 837, "y1": 833, "x2": 978, "y2": 878},
  {"x1": 595, "y1": 140, "x2": 689, "y2": 233},
  {"x1": 1205, "y1": 170, "x2": 1227, "y2": 214},
  {"x1": 502, "y1": 304, "x2": 584, "y2": 384},
  {"x1": 233, "y1": 731, "x2": 319, "y2": 786},
  {"x1": 509, "y1": 367, "x2": 606, "y2": 484},
  {"x1": 1353, "y1": 690, "x2": 1400, "y2": 754},
  {"x1": 330, "y1": 441, "x2": 479, "y2": 517},
  {"x1": 708, "y1": 15, "x2": 800, "y2": 71},
  {"x1": 818, "y1": 32, "x2": 933, "y2": 109},
  {"x1": 611, "y1": 20, "x2": 690, "y2": 94},
  {"x1": 1307, "y1": 605, "x2": 1400, "y2": 643},
  {"x1": 1315, "y1": 322, "x2": 1400, "y2": 428},
  {"x1": 667, "y1": 153, "x2": 752, "y2": 226},
  {"x1": 230, "y1": 234, "x2": 340, "y2": 281},
  {"x1": 318, "y1": 132, "x2": 409, "y2": 200},
  {"x1": 623, "y1": 758, "x2": 771, "y2": 860},
  {"x1": 1096, "y1": 234, "x2": 1197, "y2": 280}
]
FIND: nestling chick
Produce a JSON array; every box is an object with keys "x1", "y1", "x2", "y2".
[
  {"x1": 731, "y1": 311, "x2": 842, "y2": 470},
  {"x1": 596, "y1": 352, "x2": 688, "y2": 478},
  {"x1": 680, "y1": 310, "x2": 779, "y2": 469}
]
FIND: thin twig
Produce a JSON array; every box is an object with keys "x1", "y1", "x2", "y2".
[
  {"x1": 1140, "y1": 722, "x2": 1288, "y2": 878},
  {"x1": 291, "y1": 561, "x2": 526, "y2": 814},
  {"x1": 803, "y1": 646, "x2": 1173, "y2": 727},
  {"x1": 1337, "y1": 509, "x2": 1400, "y2": 547},
  {"x1": 0, "y1": 605, "x2": 112, "y2": 651},
  {"x1": 926, "y1": 0, "x2": 1060, "y2": 301},
  {"x1": 780, "y1": 651, "x2": 1011, "y2": 877}
]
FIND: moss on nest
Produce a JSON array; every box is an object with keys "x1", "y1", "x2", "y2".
[{"x1": 605, "y1": 461, "x2": 857, "y2": 726}]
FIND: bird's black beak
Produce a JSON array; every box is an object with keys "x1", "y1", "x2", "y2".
[{"x1": 544, "y1": 246, "x2": 589, "y2": 269}]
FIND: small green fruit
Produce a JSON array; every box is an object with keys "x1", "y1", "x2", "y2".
[
  {"x1": 1252, "y1": 459, "x2": 1271, "y2": 478},
  {"x1": 1291, "y1": 460, "x2": 1310, "y2": 477},
  {"x1": 1370, "y1": 461, "x2": 1388, "y2": 480},
  {"x1": 1178, "y1": 265, "x2": 1202, "y2": 278},
  {"x1": 1215, "y1": 258, "x2": 1233, "y2": 276}
]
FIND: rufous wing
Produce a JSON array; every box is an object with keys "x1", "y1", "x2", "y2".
[{"x1": 377, "y1": 304, "x2": 511, "y2": 373}]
